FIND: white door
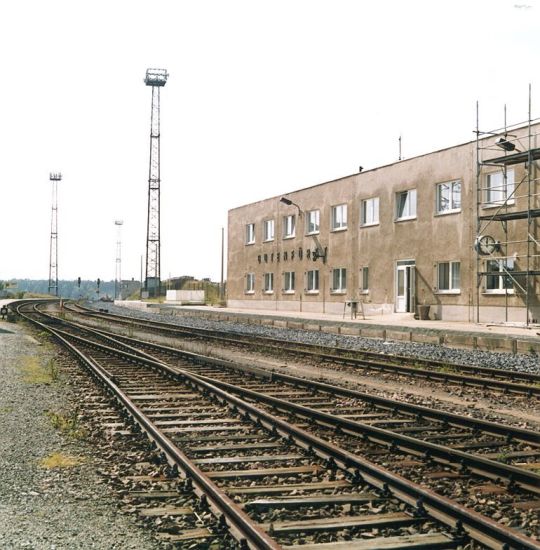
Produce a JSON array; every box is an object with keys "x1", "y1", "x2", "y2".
[{"x1": 396, "y1": 261, "x2": 415, "y2": 313}]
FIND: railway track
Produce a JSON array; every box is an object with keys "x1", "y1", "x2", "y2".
[
  {"x1": 17, "y1": 301, "x2": 540, "y2": 549},
  {"x1": 66, "y1": 302, "x2": 540, "y2": 398}
]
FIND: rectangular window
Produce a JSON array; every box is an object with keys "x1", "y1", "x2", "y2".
[
  {"x1": 283, "y1": 271, "x2": 295, "y2": 293},
  {"x1": 436, "y1": 180, "x2": 461, "y2": 214},
  {"x1": 437, "y1": 261, "x2": 460, "y2": 292},
  {"x1": 485, "y1": 259, "x2": 514, "y2": 293},
  {"x1": 485, "y1": 170, "x2": 515, "y2": 206},
  {"x1": 282, "y1": 215, "x2": 295, "y2": 239},
  {"x1": 331, "y1": 204, "x2": 348, "y2": 230},
  {"x1": 331, "y1": 268, "x2": 347, "y2": 293},
  {"x1": 395, "y1": 189, "x2": 417, "y2": 220},
  {"x1": 306, "y1": 210, "x2": 320, "y2": 234},
  {"x1": 306, "y1": 269, "x2": 319, "y2": 292},
  {"x1": 264, "y1": 272, "x2": 274, "y2": 293},
  {"x1": 359, "y1": 266, "x2": 369, "y2": 293},
  {"x1": 245, "y1": 273, "x2": 255, "y2": 293},
  {"x1": 361, "y1": 197, "x2": 379, "y2": 226},
  {"x1": 245, "y1": 223, "x2": 255, "y2": 244},
  {"x1": 263, "y1": 219, "x2": 275, "y2": 241}
]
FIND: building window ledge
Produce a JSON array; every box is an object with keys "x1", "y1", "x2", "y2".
[
  {"x1": 305, "y1": 290, "x2": 319, "y2": 295},
  {"x1": 394, "y1": 216, "x2": 417, "y2": 223},
  {"x1": 282, "y1": 235, "x2": 295, "y2": 240},
  {"x1": 331, "y1": 227, "x2": 348, "y2": 233},
  {"x1": 244, "y1": 291, "x2": 255, "y2": 295},
  {"x1": 434, "y1": 290, "x2": 461, "y2": 295},
  {"x1": 482, "y1": 290, "x2": 515, "y2": 295},
  {"x1": 263, "y1": 290, "x2": 274, "y2": 295},
  {"x1": 360, "y1": 222, "x2": 379, "y2": 228},
  {"x1": 330, "y1": 290, "x2": 346, "y2": 295},
  {"x1": 282, "y1": 290, "x2": 295, "y2": 295},
  {"x1": 434, "y1": 209, "x2": 461, "y2": 217}
]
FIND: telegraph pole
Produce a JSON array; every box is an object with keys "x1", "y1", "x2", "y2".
[
  {"x1": 48, "y1": 173, "x2": 62, "y2": 296},
  {"x1": 144, "y1": 68, "x2": 168, "y2": 298}
]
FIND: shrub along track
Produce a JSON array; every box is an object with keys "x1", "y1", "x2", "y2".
[
  {"x1": 16, "y1": 301, "x2": 540, "y2": 549},
  {"x1": 66, "y1": 303, "x2": 540, "y2": 399}
]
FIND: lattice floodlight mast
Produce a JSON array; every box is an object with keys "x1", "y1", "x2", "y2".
[
  {"x1": 48, "y1": 173, "x2": 62, "y2": 297},
  {"x1": 144, "y1": 68, "x2": 168, "y2": 297},
  {"x1": 114, "y1": 220, "x2": 124, "y2": 299}
]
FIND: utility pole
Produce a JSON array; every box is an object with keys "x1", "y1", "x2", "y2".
[
  {"x1": 114, "y1": 220, "x2": 123, "y2": 300},
  {"x1": 48, "y1": 173, "x2": 62, "y2": 296},
  {"x1": 144, "y1": 68, "x2": 168, "y2": 298}
]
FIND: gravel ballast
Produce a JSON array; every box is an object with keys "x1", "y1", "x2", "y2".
[
  {"x1": 106, "y1": 304, "x2": 540, "y2": 374},
  {"x1": 0, "y1": 319, "x2": 160, "y2": 550}
]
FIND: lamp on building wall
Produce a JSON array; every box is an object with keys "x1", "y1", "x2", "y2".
[
  {"x1": 495, "y1": 136, "x2": 517, "y2": 152},
  {"x1": 280, "y1": 197, "x2": 303, "y2": 217}
]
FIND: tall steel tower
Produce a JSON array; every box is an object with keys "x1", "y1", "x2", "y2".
[
  {"x1": 114, "y1": 220, "x2": 124, "y2": 300},
  {"x1": 144, "y1": 68, "x2": 168, "y2": 297},
  {"x1": 48, "y1": 172, "x2": 62, "y2": 296}
]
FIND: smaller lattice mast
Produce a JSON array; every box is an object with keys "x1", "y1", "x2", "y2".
[
  {"x1": 48, "y1": 173, "x2": 62, "y2": 296},
  {"x1": 114, "y1": 220, "x2": 124, "y2": 299}
]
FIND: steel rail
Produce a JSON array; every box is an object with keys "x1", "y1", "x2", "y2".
[
  {"x1": 59, "y1": 317, "x2": 540, "y2": 448},
  {"x1": 66, "y1": 302, "x2": 540, "y2": 393},
  {"x1": 64, "y1": 320, "x2": 540, "y2": 494},
  {"x1": 33, "y1": 308, "x2": 540, "y2": 493},
  {"x1": 16, "y1": 304, "x2": 280, "y2": 550},
  {"x1": 30, "y1": 312, "x2": 540, "y2": 550}
]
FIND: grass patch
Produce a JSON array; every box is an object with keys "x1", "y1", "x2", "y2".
[
  {"x1": 0, "y1": 406, "x2": 13, "y2": 414},
  {"x1": 40, "y1": 452, "x2": 82, "y2": 469},
  {"x1": 19, "y1": 356, "x2": 55, "y2": 384},
  {"x1": 46, "y1": 410, "x2": 87, "y2": 439}
]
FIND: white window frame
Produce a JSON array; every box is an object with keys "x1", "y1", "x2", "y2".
[
  {"x1": 436, "y1": 261, "x2": 460, "y2": 293},
  {"x1": 306, "y1": 269, "x2": 319, "y2": 293},
  {"x1": 359, "y1": 266, "x2": 369, "y2": 294},
  {"x1": 484, "y1": 169, "x2": 515, "y2": 207},
  {"x1": 484, "y1": 259, "x2": 515, "y2": 294},
  {"x1": 263, "y1": 219, "x2": 275, "y2": 242},
  {"x1": 331, "y1": 268, "x2": 347, "y2": 294},
  {"x1": 395, "y1": 189, "x2": 417, "y2": 221},
  {"x1": 331, "y1": 204, "x2": 348, "y2": 231},
  {"x1": 360, "y1": 197, "x2": 379, "y2": 227},
  {"x1": 282, "y1": 214, "x2": 296, "y2": 239},
  {"x1": 263, "y1": 272, "x2": 274, "y2": 294},
  {"x1": 436, "y1": 180, "x2": 461, "y2": 215},
  {"x1": 306, "y1": 210, "x2": 320, "y2": 235},
  {"x1": 245, "y1": 273, "x2": 255, "y2": 294},
  {"x1": 283, "y1": 271, "x2": 295, "y2": 293},
  {"x1": 245, "y1": 223, "x2": 255, "y2": 244}
]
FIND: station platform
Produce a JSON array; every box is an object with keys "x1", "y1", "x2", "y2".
[{"x1": 119, "y1": 301, "x2": 540, "y2": 356}]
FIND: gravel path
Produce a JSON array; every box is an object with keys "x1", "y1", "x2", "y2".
[
  {"x1": 0, "y1": 319, "x2": 160, "y2": 549},
  {"x1": 106, "y1": 304, "x2": 540, "y2": 374}
]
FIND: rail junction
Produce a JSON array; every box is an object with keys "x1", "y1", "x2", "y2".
[{"x1": 12, "y1": 300, "x2": 540, "y2": 549}]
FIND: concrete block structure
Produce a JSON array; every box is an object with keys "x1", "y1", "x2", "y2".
[{"x1": 227, "y1": 123, "x2": 540, "y2": 323}]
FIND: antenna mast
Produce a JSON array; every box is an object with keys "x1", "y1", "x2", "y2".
[
  {"x1": 143, "y1": 68, "x2": 168, "y2": 298},
  {"x1": 48, "y1": 172, "x2": 62, "y2": 296}
]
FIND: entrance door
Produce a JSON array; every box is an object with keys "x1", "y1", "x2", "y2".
[{"x1": 396, "y1": 260, "x2": 416, "y2": 313}]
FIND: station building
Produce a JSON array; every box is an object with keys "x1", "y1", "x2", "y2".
[{"x1": 227, "y1": 122, "x2": 540, "y2": 324}]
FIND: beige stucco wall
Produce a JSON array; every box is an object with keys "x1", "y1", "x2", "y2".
[{"x1": 227, "y1": 126, "x2": 539, "y2": 322}]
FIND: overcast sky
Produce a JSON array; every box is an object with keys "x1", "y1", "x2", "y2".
[{"x1": 1, "y1": 0, "x2": 538, "y2": 283}]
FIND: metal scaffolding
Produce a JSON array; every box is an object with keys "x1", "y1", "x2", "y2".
[
  {"x1": 48, "y1": 172, "x2": 62, "y2": 297},
  {"x1": 475, "y1": 87, "x2": 540, "y2": 325},
  {"x1": 144, "y1": 68, "x2": 168, "y2": 298}
]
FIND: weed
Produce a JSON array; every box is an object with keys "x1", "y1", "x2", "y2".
[
  {"x1": 46, "y1": 358, "x2": 59, "y2": 381},
  {"x1": 19, "y1": 356, "x2": 54, "y2": 384},
  {"x1": 39, "y1": 452, "x2": 82, "y2": 469},
  {"x1": 46, "y1": 410, "x2": 87, "y2": 439}
]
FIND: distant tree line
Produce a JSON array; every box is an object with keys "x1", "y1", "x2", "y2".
[{"x1": 2, "y1": 279, "x2": 116, "y2": 300}]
